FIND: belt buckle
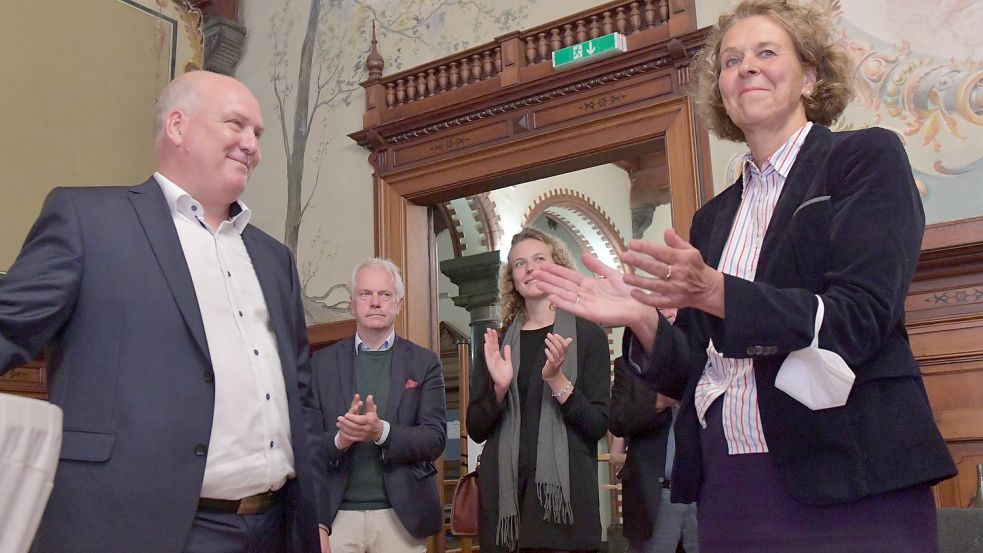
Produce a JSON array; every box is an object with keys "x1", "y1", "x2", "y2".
[{"x1": 237, "y1": 492, "x2": 276, "y2": 515}]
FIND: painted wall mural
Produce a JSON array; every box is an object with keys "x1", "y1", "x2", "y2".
[
  {"x1": 721, "y1": 0, "x2": 983, "y2": 223},
  {"x1": 238, "y1": 0, "x2": 983, "y2": 324},
  {"x1": 243, "y1": 0, "x2": 549, "y2": 322}
]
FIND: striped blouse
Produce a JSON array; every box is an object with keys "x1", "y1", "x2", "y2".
[{"x1": 694, "y1": 121, "x2": 813, "y2": 455}]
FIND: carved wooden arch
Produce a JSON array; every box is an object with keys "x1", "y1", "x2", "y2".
[{"x1": 351, "y1": 0, "x2": 712, "y2": 349}]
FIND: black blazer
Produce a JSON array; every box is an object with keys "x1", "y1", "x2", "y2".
[
  {"x1": 0, "y1": 180, "x2": 320, "y2": 553},
  {"x1": 309, "y1": 335, "x2": 447, "y2": 539},
  {"x1": 631, "y1": 125, "x2": 956, "y2": 506},
  {"x1": 609, "y1": 358, "x2": 672, "y2": 543}
]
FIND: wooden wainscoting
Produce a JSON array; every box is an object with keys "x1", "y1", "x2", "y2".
[{"x1": 907, "y1": 216, "x2": 983, "y2": 507}]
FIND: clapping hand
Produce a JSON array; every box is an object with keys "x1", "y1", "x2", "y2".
[
  {"x1": 336, "y1": 393, "x2": 384, "y2": 447},
  {"x1": 541, "y1": 332, "x2": 573, "y2": 381},
  {"x1": 483, "y1": 328, "x2": 514, "y2": 403}
]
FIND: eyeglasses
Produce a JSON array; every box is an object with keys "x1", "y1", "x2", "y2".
[{"x1": 355, "y1": 290, "x2": 396, "y2": 303}]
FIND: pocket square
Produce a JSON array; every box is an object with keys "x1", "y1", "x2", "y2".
[{"x1": 404, "y1": 379, "x2": 418, "y2": 389}]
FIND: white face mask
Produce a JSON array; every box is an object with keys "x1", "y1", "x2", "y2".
[{"x1": 775, "y1": 295, "x2": 855, "y2": 410}]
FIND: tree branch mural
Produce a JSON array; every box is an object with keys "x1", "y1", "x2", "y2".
[{"x1": 269, "y1": 0, "x2": 528, "y2": 320}]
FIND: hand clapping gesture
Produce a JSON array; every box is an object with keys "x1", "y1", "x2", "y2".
[{"x1": 483, "y1": 328, "x2": 514, "y2": 403}]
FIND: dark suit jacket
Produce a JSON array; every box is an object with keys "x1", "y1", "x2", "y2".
[
  {"x1": 309, "y1": 335, "x2": 447, "y2": 539},
  {"x1": 609, "y1": 358, "x2": 672, "y2": 543},
  {"x1": 631, "y1": 125, "x2": 956, "y2": 506},
  {"x1": 0, "y1": 179, "x2": 320, "y2": 553}
]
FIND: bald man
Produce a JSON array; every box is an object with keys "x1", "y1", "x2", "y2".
[{"x1": 0, "y1": 71, "x2": 320, "y2": 553}]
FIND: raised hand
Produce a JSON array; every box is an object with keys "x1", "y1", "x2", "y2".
[
  {"x1": 541, "y1": 332, "x2": 573, "y2": 381},
  {"x1": 336, "y1": 393, "x2": 384, "y2": 445},
  {"x1": 483, "y1": 327, "x2": 514, "y2": 403},
  {"x1": 620, "y1": 228, "x2": 725, "y2": 318},
  {"x1": 335, "y1": 394, "x2": 363, "y2": 449},
  {"x1": 533, "y1": 256, "x2": 659, "y2": 329}
]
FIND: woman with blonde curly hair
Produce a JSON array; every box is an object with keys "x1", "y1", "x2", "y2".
[
  {"x1": 466, "y1": 227, "x2": 610, "y2": 553},
  {"x1": 533, "y1": 1, "x2": 956, "y2": 551}
]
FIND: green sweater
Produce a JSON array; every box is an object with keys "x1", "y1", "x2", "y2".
[{"x1": 339, "y1": 348, "x2": 393, "y2": 510}]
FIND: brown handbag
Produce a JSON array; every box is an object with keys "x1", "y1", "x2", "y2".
[{"x1": 450, "y1": 464, "x2": 479, "y2": 536}]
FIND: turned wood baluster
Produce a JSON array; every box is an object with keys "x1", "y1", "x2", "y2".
[
  {"x1": 575, "y1": 19, "x2": 588, "y2": 43},
  {"x1": 471, "y1": 54, "x2": 482, "y2": 82},
  {"x1": 659, "y1": 0, "x2": 669, "y2": 24},
  {"x1": 602, "y1": 11, "x2": 614, "y2": 35},
  {"x1": 526, "y1": 36, "x2": 538, "y2": 64},
  {"x1": 629, "y1": 2, "x2": 642, "y2": 33},
  {"x1": 494, "y1": 47, "x2": 502, "y2": 75},
  {"x1": 643, "y1": 0, "x2": 657, "y2": 28},
  {"x1": 438, "y1": 65, "x2": 448, "y2": 92},
  {"x1": 427, "y1": 69, "x2": 437, "y2": 96},
  {"x1": 449, "y1": 61, "x2": 460, "y2": 89},
  {"x1": 416, "y1": 72, "x2": 427, "y2": 98},
  {"x1": 395, "y1": 79, "x2": 406, "y2": 105},
  {"x1": 536, "y1": 33, "x2": 548, "y2": 63},
  {"x1": 406, "y1": 75, "x2": 417, "y2": 102},
  {"x1": 482, "y1": 50, "x2": 493, "y2": 80},
  {"x1": 460, "y1": 56, "x2": 471, "y2": 84},
  {"x1": 588, "y1": 15, "x2": 600, "y2": 39},
  {"x1": 615, "y1": 7, "x2": 628, "y2": 35},
  {"x1": 550, "y1": 29, "x2": 562, "y2": 54},
  {"x1": 562, "y1": 24, "x2": 575, "y2": 47},
  {"x1": 385, "y1": 83, "x2": 395, "y2": 108}
]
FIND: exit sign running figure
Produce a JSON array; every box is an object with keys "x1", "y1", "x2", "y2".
[{"x1": 552, "y1": 32, "x2": 628, "y2": 71}]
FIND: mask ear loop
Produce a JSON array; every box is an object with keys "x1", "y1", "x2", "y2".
[{"x1": 811, "y1": 295, "x2": 824, "y2": 349}]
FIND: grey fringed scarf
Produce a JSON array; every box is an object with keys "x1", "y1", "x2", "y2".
[{"x1": 494, "y1": 308, "x2": 577, "y2": 550}]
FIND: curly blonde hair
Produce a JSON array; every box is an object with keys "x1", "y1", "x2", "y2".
[
  {"x1": 692, "y1": 0, "x2": 854, "y2": 143},
  {"x1": 498, "y1": 228, "x2": 577, "y2": 329}
]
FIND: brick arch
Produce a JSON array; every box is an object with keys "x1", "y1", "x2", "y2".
[{"x1": 523, "y1": 189, "x2": 628, "y2": 273}]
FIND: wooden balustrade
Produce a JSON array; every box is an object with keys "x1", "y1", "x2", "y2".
[{"x1": 361, "y1": 0, "x2": 696, "y2": 122}]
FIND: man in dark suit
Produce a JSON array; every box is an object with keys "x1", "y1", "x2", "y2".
[
  {"x1": 0, "y1": 71, "x2": 320, "y2": 553},
  {"x1": 311, "y1": 258, "x2": 446, "y2": 553},
  {"x1": 610, "y1": 331, "x2": 698, "y2": 552}
]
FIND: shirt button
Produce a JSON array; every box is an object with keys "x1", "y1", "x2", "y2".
[
  {"x1": 270, "y1": 441, "x2": 275, "y2": 449},
  {"x1": 253, "y1": 349, "x2": 260, "y2": 356},
  {"x1": 203, "y1": 370, "x2": 214, "y2": 383},
  {"x1": 746, "y1": 346, "x2": 756, "y2": 356},
  {"x1": 238, "y1": 310, "x2": 244, "y2": 317},
  {"x1": 753, "y1": 346, "x2": 764, "y2": 355},
  {"x1": 194, "y1": 444, "x2": 207, "y2": 456},
  {"x1": 266, "y1": 393, "x2": 271, "y2": 400},
  {"x1": 191, "y1": 205, "x2": 198, "y2": 212},
  {"x1": 227, "y1": 271, "x2": 232, "y2": 277}
]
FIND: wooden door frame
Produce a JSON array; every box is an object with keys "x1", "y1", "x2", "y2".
[{"x1": 371, "y1": 94, "x2": 704, "y2": 348}]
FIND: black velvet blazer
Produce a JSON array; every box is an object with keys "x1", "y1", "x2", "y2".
[{"x1": 631, "y1": 125, "x2": 956, "y2": 506}]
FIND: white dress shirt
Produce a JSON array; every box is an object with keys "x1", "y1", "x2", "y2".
[
  {"x1": 156, "y1": 173, "x2": 294, "y2": 499},
  {"x1": 693, "y1": 122, "x2": 813, "y2": 455}
]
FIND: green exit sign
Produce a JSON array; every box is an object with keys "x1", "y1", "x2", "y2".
[{"x1": 552, "y1": 32, "x2": 628, "y2": 71}]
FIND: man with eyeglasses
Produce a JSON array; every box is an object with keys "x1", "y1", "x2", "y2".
[{"x1": 308, "y1": 258, "x2": 447, "y2": 553}]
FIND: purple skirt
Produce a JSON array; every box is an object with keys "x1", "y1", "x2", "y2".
[{"x1": 696, "y1": 399, "x2": 937, "y2": 553}]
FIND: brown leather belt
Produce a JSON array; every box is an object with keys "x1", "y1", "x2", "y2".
[{"x1": 198, "y1": 491, "x2": 277, "y2": 515}]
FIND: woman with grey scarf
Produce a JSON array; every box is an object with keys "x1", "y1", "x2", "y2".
[{"x1": 467, "y1": 227, "x2": 610, "y2": 553}]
